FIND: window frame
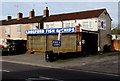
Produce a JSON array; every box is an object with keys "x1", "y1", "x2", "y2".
[
  {"x1": 5, "y1": 27, "x2": 10, "y2": 34},
  {"x1": 82, "y1": 21, "x2": 92, "y2": 29},
  {"x1": 17, "y1": 26, "x2": 21, "y2": 33}
]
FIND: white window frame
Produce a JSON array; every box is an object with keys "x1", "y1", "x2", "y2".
[
  {"x1": 64, "y1": 22, "x2": 75, "y2": 28},
  {"x1": 71, "y1": 22, "x2": 75, "y2": 27},
  {"x1": 30, "y1": 25, "x2": 37, "y2": 30},
  {"x1": 82, "y1": 21, "x2": 92, "y2": 28},
  {"x1": 45, "y1": 24, "x2": 54, "y2": 29},
  {"x1": 17, "y1": 26, "x2": 21, "y2": 33},
  {"x1": 5, "y1": 27, "x2": 10, "y2": 34}
]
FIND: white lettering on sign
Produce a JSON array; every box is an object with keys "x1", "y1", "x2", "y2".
[{"x1": 26, "y1": 27, "x2": 76, "y2": 35}]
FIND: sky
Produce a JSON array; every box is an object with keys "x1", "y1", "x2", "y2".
[{"x1": 0, "y1": 0, "x2": 119, "y2": 26}]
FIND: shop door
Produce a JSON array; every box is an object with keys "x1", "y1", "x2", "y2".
[{"x1": 82, "y1": 33, "x2": 98, "y2": 54}]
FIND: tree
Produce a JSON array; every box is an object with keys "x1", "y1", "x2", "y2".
[{"x1": 111, "y1": 24, "x2": 120, "y2": 34}]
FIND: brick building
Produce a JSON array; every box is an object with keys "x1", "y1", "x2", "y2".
[
  {"x1": 0, "y1": 9, "x2": 46, "y2": 47},
  {"x1": 0, "y1": 7, "x2": 112, "y2": 54},
  {"x1": 26, "y1": 8, "x2": 112, "y2": 54}
]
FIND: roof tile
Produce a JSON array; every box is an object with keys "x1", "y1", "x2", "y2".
[{"x1": 44, "y1": 9, "x2": 106, "y2": 22}]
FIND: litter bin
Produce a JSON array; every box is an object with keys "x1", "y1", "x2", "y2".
[{"x1": 45, "y1": 50, "x2": 54, "y2": 62}]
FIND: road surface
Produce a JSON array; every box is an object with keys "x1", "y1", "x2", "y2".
[{"x1": 1, "y1": 62, "x2": 119, "y2": 81}]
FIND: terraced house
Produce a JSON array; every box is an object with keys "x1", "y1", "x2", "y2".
[
  {"x1": 0, "y1": 7, "x2": 112, "y2": 54},
  {"x1": 0, "y1": 8, "x2": 46, "y2": 50}
]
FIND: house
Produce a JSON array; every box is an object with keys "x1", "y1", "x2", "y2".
[
  {"x1": 0, "y1": 8, "x2": 47, "y2": 53},
  {"x1": 26, "y1": 7, "x2": 112, "y2": 54},
  {"x1": 0, "y1": 10, "x2": 45, "y2": 39}
]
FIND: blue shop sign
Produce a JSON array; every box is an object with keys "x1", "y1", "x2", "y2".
[{"x1": 26, "y1": 27, "x2": 76, "y2": 35}]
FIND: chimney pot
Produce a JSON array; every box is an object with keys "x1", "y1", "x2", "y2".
[
  {"x1": 29, "y1": 9, "x2": 35, "y2": 18},
  {"x1": 43, "y1": 7, "x2": 49, "y2": 17},
  {"x1": 7, "y1": 16, "x2": 12, "y2": 20},
  {"x1": 18, "y1": 12, "x2": 23, "y2": 19}
]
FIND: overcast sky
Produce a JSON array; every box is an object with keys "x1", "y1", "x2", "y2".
[{"x1": 0, "y1": 0, "x2": 119, "y2": 25}]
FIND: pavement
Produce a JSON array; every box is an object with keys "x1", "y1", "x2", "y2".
[{"x1": 1, "y1": 51, "x2": 120, "y2": 76}]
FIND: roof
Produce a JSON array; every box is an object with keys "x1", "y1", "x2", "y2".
[
  {"x1": 0, "y1": 16, "x2": 44, "y2": 26},
  {"x1": 0, "y1": 8, "x2": 110, "y2": 26},
  {"x1": 44, "y1": 9, "x2": 106, "y2": 22}
]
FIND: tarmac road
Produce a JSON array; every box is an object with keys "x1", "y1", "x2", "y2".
[
  {"x1": 1, "y1": 52, "x2": 119, "y2": 76},
  {"x1": 2, "y1": 62, "x2": 119, "y2": 81}
]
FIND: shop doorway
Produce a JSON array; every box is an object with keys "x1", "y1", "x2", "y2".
[{"x1": 82, "y1": 32, "x2": 98, "y2": 55}]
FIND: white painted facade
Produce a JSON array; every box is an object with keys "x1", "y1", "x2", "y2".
[
  {"x1": 44, "y1": 18, "x2": 99, "y2": 31},
  {"x1": 43, "y1": 10, "x2": 111, "y2": 52}
]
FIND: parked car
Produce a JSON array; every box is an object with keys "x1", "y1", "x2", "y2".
[
  {"x1": 0, "y1": 45, "x2": 9, "y2": 56},
  {"x1": 0, "y1": 45, "x2": 5, "y2": 48},
  {"x1": 7, "y1": 41, "x2": 27, "y2": 55}
]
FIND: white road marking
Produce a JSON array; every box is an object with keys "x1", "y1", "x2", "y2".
[
  {"x1": 39, "y1": 76, "x2": 63, "y2": 81},
  {"x1": 26, "y1": 76, "x2": 63, "y2": 81},
  {"x1": 0, "y1": 69, "x2": 10, "y2": 72}
]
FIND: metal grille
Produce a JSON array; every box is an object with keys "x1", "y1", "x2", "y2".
[
  {"x1": 27, "y1": 34, "x2": 77, "y2": 53},
  {"x1": 47, "y1": 34, "x2": 76, "y2": 53},
  {"x1": 28, "y1": 35, "x2": 46, "y2": 52}
]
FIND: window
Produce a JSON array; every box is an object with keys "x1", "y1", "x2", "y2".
[
  {"x1": 98, "y1": 19, "x2": 106, "y2": 30},
  {"x1": 5, "y1": 27, "x2": 10, "y2": 34},
  {"x1": 17, "y1": 26, "x2": 21, "y2": 33},
  {"x1": 46, "y1": 24, "x2": 49, "y2": 29},
  {"x1": 71, "y1": 23, "x2": 75, "y2": 27},
  {"x1": 65, "y1": 23, "x2": 70, "y2": 27},
  {"x1": 64, "y1": 22, "x2": 75, "y2": 28},
  {"x1": 30, "y1": 25, "x2": 37, "y2": 30},
  {"x1": 45, "y1": 24, "x2": 54, "y2": 29},
  {"x1": 82, "y1": 21, "x2": 92, "y2": 28}
]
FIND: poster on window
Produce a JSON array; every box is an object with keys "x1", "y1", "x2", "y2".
[{"x1": 98, "y1": 19, "x2": 106, "y2": 30}]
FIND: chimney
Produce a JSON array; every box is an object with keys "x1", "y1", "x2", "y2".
[
  {"x1": 43, "y1": 7, "x2": 49, "y2": 17},
  {"x1": 29, "y1": 9, "x2": 35, "y2": 18},
  {"x1": 7, "y1": 16, "x2": 12, "y2": 20},
  {"x1": 18, "y1": 12, "x2": 23, "y2": 19}
]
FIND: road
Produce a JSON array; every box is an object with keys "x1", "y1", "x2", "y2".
[{"x1": 1, "y1": 62, "x2": 119, "y2": 81}]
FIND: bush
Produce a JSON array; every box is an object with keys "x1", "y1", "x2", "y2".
[{"x1": 103, "y1": 44, "x2": 111, "y2": 52}]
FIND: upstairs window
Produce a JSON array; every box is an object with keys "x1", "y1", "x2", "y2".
[
  {"x1": 5, "y1": 27, "x2": 10, "y2": 34},
  {"x1": 64, "y1": 22, "x2": 75, "y2": 28},
  {"x1": 17, "y1": 26, "x2": 21, "y2": 33},
  {"x1": 45, "y1": 24, "x2": 54, "y2": 29},
  {"x1": 71, "y1": 23, "x2": 75, "y2": 27},
  {"x1": 65, "y1": 23, "x2": 71, "y2": 27},
  {"x1": 82, "y1": 21, "x2": 92, "y2": 28},
  {"x1": 30, "y1": 25, "x2": 37, "y2": 30}
]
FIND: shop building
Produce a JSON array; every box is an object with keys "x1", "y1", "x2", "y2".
[{"x1": 26, "y1": 8, "x2": 112, "y2": 54}]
